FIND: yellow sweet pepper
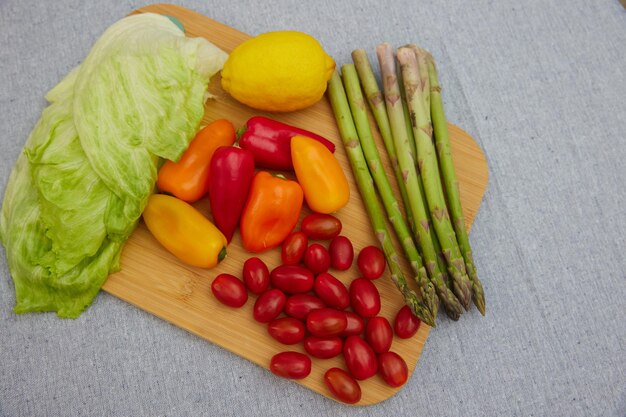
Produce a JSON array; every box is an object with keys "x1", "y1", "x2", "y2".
[
  {"x1": 291, "y1": 135, "x2": 350, "y2": 213},
  {"x1": 143, "y1": 194, "x2": 227, "y2": 268}
]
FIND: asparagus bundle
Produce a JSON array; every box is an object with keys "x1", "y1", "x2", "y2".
[
  {"x1": 397, "y1": 46, "x2": 473, "y2": 309},
  {"x1": 375, "y1": 43, "x2": 463, "y2": 319},
  {"x1": 341, "y1": 63, "x2": 440, "y2": 319},
  {"x1": 426, "y1": 54, "x2": 486, "y2": 315},
  {"x1": 327, "y1": 44, "x2": 485, "y2": 321},
  {"x1": 350, "y1": 51, "x2": 463, "y2": 319},
  {"x1": 327, "y1": 71, "x2": 436, "y2": 327}
]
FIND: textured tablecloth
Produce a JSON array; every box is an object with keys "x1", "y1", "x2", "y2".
[{"x1": 1, "y1": 1, "x2": 625, "y2": 416}]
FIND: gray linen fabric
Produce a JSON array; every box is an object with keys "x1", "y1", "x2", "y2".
[{"x1": 1, "y1": 1, "x2": 625, "y2": 416}]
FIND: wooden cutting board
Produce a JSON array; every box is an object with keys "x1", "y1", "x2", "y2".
[{"x1": 102, "y1": 3, "x2": 489, "y2": 406}]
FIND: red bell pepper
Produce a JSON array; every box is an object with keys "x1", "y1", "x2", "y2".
[
  {"x1": 209, "y1": 146, "x2": 255, "y2": 242},
  {"x1": 238, "y1": 116, "x2": 336, "y2": 170}
]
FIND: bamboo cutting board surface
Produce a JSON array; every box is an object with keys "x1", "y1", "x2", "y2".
[{"x1": 102, "y1": 3, "x2": 489, "y2": 406}]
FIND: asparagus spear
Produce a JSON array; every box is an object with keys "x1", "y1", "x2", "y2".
[
  {"x1": 341, "y1": 63, "x2": 440, "y2": 319},
  {"x1": 396, "y1": 51, "x2": 454, "y2": 296},
  {"x1": 351, "y1": 49, "x2": 415, "y2": 232},
  {"x1": 397, "y1": 46, "x2": 473, "y2": 310},
  {"x1": 426, "y1": 53, "x2": 486, "y2": 315},
  {"x1": 327, "y1": 70, "x2": 436, "y2": 327},
  {"x1": 406, "y1": 47, "x2": 455, "y2": 296},
  {"x1": 376, "y1": 43, "x2": 463, "y2": 319}
]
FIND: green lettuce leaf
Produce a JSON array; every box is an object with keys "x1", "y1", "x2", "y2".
[{"x1": 0, "y1": 13, "x2": 227, "y2": 318}]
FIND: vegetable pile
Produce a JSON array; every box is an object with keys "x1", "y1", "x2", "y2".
[
  {"x1": 0, "y1": 11, "x2": 487, "y2": 404},
  {"x1": 144, "y1": 95, "x2": 412, "y2": 402},
  {"x1": 146, "y1": 116, "x2": 349, "y2": 260},
  {"x1": 327, "y1": 45, "x2": 486, "y2": 323},
  {"x1": 0, "y1": 14, "x2": 227, "y2": 317}
]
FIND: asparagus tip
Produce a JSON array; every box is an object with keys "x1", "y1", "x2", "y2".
[
  {"x1": 474, "y1": 294, "x2": 486, "y2": 316},
  {"x1": 463, "y1": 279, "x2": 474, "y2": 310},
  {"x1": 428, "y1": 289, "x2": 439, "y2": 319},
  {"x1": 413, "y1": 300, "x2": 436, "y2": 327},
  {"x1": 451, "y1": 277, "x2": 472, "y2": 310},
  {"x1": 441, "y1": 288, "x2": 464, "y2": 318},
  {"x1": 445, "y1": 309, "x2": 461, "y2": 321}
]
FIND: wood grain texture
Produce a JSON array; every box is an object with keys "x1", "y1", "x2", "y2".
[{"x1": 101, "y1": 3, "x2": 489, "y2": 406}]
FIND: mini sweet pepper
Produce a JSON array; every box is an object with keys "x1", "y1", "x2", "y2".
[
  {"x1": 291, "y1": 135, "x2": 350, "y2": 213},
  {"x1": 156, "y1": 119, "x2": 236, "y2": 202},
  {"x1": 143, "y1": 194, "x2": 227, "y2": 268},
  {"x1": 209, "y1": 146, "x2": 255, "y2": 242},
  {"x1": 240, "y1": 171, "x2": 304, "y2": 253}
]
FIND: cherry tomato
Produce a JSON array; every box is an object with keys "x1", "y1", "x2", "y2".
[
  {"x1": 301, "y1": 213, "x2": 342, "y2": 240},
  {"x1": 324, "y1": 368, "x2": 362, "y2": 404},
  {"x1": 342, "y1": 335, "x2": 378, "y2": 380},
  {"x1": 268, "y1": 317, "x2": 305, "y2": 345},
  {"x1": 378, "y1": 351, "x2": 408, "y2": 387},
  {"x1": 394, "y1": 305, "x2": 421, "y2": 339},
  {"x1": 211, "y1": 274, "x2": 248, "y2": 308},
  {"x1": 328, "y1": 235, "x2": 354, "y2": 271},
  {"x1": 303, "y1": 336, "x2": 343, "y2": 359},
  {"x1": 341, "y1": 312, "x2": 365, "y2": 337},
  {"x1": 270, "y1": 265, "x2": 314, "y2": 294},
  {"x1": 313, "y1": 272, "x2": 349, "y2": 309},
  {"x1": 349, "y1": 278, "x2": 381, "y2": 318},
  {"x1": 270, "y1": 351, "x2": 311, "y2": 379},
  {"x1": 306, "y1": 308, "x2": 347, "y2": 337},
  {"x1": 303, "y1": 244, "x2": 330, "y2": 274},
  {"x1": 242, "y1": 257, "x2": 270, "y2": 294},
  {"x1": 284, "y1": 294, "x2": 326, "y2": 320},
  {"x1": 253, "y1": 289, "x2": 286, "y2": 323},
  {"x1": 365, "y1": 316, "x2": 393, "y2": 353},
  {"x1": 357, "y1": 245, "x2": 386, "y2": 280},
  {"x1": 281, "y1": 231, "x2": 308, "y2": 265}
]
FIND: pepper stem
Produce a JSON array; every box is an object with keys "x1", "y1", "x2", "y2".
[
  {"x1": 235, "y1": 126, "x2": 247, "y2": 141},
  {"x1": 217, "y1": 247, "x2": 227, "y2": 263}
]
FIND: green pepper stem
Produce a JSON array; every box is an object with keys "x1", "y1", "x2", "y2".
[{"x1": 218, "y1": 247, "x2": 227, "y2": 263}]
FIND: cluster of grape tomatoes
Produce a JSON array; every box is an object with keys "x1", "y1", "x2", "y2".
[{"x1": 210, "y1": 213, "x2": 421, "y2": 404}]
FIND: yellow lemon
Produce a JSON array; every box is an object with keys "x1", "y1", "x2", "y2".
[{"x1": 221, "y1": 31, "x2": 335, "y2": 112}]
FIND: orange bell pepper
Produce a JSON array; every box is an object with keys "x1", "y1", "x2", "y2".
[
  {"x1": 291, "y1": 135, "x2": 350, "y2": 213},
  {"x1": 143, "y1": 194, "x2": 227, "y2": 268},
  {"x1": 240, "y1": 171, "x2": 304, "y2": 253},
  {"x1": 156, "y1": 119, "x2": 236, "y2": 203}
]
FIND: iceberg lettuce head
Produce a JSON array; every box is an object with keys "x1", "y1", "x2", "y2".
[{"x1": 0, "y1": 13, "x2": 227, "y2": 317}]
